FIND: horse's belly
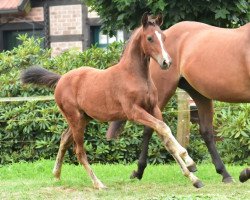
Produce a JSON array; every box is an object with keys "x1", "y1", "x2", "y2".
[
  {"x1": 79, "y1": 93, "x2": 126, "y2": 122},
  {"x1": 85, "y1": 108, "x2": 126, "y2": 122},
  {"x1": 186, "y1": 76, "x2": 250, "y2": 103}
]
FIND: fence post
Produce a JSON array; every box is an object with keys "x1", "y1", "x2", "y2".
[{"x1": 176, "y1": 89, "x2": 190, "y2": 147}]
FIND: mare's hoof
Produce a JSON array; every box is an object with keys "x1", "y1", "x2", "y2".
[
  {"x1": 193, "y1": 180, "x2": 204, "y2": 188},
  {"x1": 223, "y1": 176, "x2": 234, "y2": 183},
  {"x1": 187, "y1": 164, "x2": 197, "y2": 172},
  {"x1": 130, "y1": 170, "x2": 142, "y2": 180},
  {"x1": 239, "y1": 169, "x2": 249, "y2": 183}
]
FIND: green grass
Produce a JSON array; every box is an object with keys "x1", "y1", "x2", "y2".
[{"x1": 0, "y1": 160, "x2": 249, "y2": 200}]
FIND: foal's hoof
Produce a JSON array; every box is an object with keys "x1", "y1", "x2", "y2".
[
  {"x1": 187, "y1": 164, "x2": 197, "y2": 172},
  {"x1": 130, "y1": 170, "x2": 142, "y2": 180},
  {"x1": 193, "y1": 180, "x2": 204, "y2": 188},
  {"x1": 223, "y1": 176, "x2": 234, "y2": 183},
  {"x1": 93, "y1": 182, "x2": 108, "y2": 190},
  {"x1": 239, "y1": 169, "x2": 249, "y2": 183},
  {"x1": 52, "y1": 171, "x2": 61, "y2": 181}
]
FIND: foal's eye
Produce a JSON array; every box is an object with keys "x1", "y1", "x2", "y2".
[{"x1": 147, "y1": 36, "x2": 153, "y2": 42}]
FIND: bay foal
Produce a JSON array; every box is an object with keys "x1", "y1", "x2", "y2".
[
  {"x1": 109, "y1": 21, "x2": 250, "y2": 183},
  {"x1": 21, "y1": 14, "x2": 203, "y2": 189}
]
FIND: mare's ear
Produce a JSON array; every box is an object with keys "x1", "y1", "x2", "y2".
[
  {"x1": 155, "y1": 13, "x2": 163, "y2": 26},
  {"x1": 141, "y1": 12, "x2": 149, "y2": 27}
]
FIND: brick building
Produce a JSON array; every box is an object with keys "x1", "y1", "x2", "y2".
[{"x1": 0, "y1": 0, "x2": 126, "y2": 56}]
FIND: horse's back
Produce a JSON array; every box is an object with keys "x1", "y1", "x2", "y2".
[
  {"x1": 54, "y1": 66, "x2": 103, "y2": 103},
  {"x1": 174, "y1": 22, "x2": 250, "y2": 102}
]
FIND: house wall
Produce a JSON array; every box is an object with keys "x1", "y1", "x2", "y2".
[
  {"x1": 49, "y1": 4, "x2": 86, "y2": 56},
  {"x1": 49, "y1": 5, "x2": 82, "y2": 35},
  {"x1": 0, "y1": 7, "x2": 44, "y2": 23},
  {"x1": 0, "y1": 0, "x2": 90, "y2": 56}
]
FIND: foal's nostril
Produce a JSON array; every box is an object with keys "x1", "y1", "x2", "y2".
[
  {"x1": 163, "y1": 60, "x2": 168, "y2": 67},
  {"x1": 163, "y1": 59, "x2": 171, "y2": 69}
]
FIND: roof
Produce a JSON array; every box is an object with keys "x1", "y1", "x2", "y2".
[{"x1": 0, "y1": 0, "x2": 31, "y2": 14}]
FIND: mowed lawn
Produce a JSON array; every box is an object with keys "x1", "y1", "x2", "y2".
[{"x1": 0, "y1": 160, "x2": 249, "y2": 200}]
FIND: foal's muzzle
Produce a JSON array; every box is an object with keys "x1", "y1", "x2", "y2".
[{"x1": 161, "y1": 57, "x2": 172, "y2": 70}]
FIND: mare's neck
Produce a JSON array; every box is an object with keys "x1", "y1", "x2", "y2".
[{"x1": 118, "y1": 28, "x2": 150, "y2": 79}]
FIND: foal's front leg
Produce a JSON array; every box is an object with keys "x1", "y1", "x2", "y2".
[{"x1": 128, "y1": 105, "x2": 203, "y2": 188}]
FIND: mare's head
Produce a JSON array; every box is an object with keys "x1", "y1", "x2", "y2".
[{"x1": 140, "y1": 13, "x2": 172, "y2": 69}]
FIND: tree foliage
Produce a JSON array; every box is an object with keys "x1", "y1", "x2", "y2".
[{"x1": 84, "y1": 0, "x2": 250, "y2": 35}]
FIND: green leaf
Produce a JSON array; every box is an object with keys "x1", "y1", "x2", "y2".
[{"x1": 215, "y1": 8, "x2": 230, "y2": 19}]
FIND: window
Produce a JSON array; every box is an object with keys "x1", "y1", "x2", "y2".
[
  {"x1": 0, "y1": 22, "x2": 44, "y2": 51},
  {"x1": 3, "y1": 29, "x2": 44, "y2": 50},
  {"x1": 90, "y1": 26, "x2": 124, "y2": 48}
]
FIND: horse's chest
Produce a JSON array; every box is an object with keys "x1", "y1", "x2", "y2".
[{"x1": 137, "y1": 86, "x2": 157, "y2": 110}]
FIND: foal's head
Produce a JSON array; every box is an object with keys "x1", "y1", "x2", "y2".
[{"x1": 140, "y1": 13, "x2": 172, "y2": 69}]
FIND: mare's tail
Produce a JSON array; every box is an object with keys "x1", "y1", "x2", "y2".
[{"x1": 21, "y1": 66, "x2": 61, "y2": 88}]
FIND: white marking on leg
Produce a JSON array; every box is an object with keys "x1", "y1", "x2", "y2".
[{"x1": 155, "y1": 30, "x2": 171, "y2": 63}]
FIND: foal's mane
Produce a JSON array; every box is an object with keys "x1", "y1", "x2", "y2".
[
  {"x1": 119, "y1": 27, "x2": 141, "y2": 59},
  {"x1": 120, "y1": 21, "x2": 159, "y2": 60}
]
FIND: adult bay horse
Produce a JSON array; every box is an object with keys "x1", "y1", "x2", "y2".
[
  {"x1": 107, "y1": 21, "x2": 250, "y2": 183},
  {"x1": 21, "y1": 14, "x2": 203, "y2": 189}
]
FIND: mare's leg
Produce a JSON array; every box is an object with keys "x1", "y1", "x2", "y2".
[
  {"x1": 131, "y1": 77, "x2": 179, "y2": 180},
  {"x1": 179, "y1": 78, "x2": 233, "y2": 183},
  {"x1": 61, "y1": 105, "x2": 106, "y2": 189},
  {"x1": 239, "y1": 168, "x2": 250, "y2": 183},
  {"x1": 106, "y1": 120, "x2": 126, "y2": 140},
  {"x1": 130, "y1": 126, "x2": 153, "y2": 179},
  {"x1": 127, "y1": 105, "x2": 203, "y2": 188},
  {"x1": 53, "y1": 128, "x2": 73, "y2": 179}
]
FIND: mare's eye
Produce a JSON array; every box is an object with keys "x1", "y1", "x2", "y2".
[{"x1": 147, "y1": 36, "x2": 153, "y2": 42}]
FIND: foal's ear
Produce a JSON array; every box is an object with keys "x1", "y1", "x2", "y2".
[
  {"x1": 155, "y1": 14, "x2": 163, "y2": 26},
  {"x1": 141, "y1": 12, "x2": 149, "y2": 27}
]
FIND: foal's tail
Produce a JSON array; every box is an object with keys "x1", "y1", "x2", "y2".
[{"x1": 21, "y1": 66, "x2": 61, "y2": 88}]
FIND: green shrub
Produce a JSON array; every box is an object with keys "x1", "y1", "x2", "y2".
[
  {"x1": 187, "y1": 102, "x2": 250, "y2": 165},
  {"x1": 213, "y1": 102, "x2": 250, "y2": 164}
]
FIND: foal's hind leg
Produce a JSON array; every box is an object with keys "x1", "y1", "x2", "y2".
[
  {"x1": 53, "y1": 128, "x2": 73, "y2": 180},
  {"x1": 61, "y1": 107, "x2": 106, "y2": 189}
]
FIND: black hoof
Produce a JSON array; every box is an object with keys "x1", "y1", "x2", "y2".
[
  {"x1": 193, "y1": 180, "x2": 204, "y2": 188},
  {"x1": 239, "y1": 169, "x2": 250, "y2": 183},
  {"x1": 223, "y1": 176, "x2": 234, "y2": 183},
  {"x1": 187, "y1": 164, "x2": 197, "y2": 172},
  {"x1": 130, "y1": 170, "x2": 142, "y2": 180},
  {"x1": 130, "y1": 170, "x2": 138, "y2": 179}
]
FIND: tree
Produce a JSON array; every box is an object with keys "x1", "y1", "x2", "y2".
[{"x1": 84, "y1": 0, "x2": 249, "y2": 36}]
